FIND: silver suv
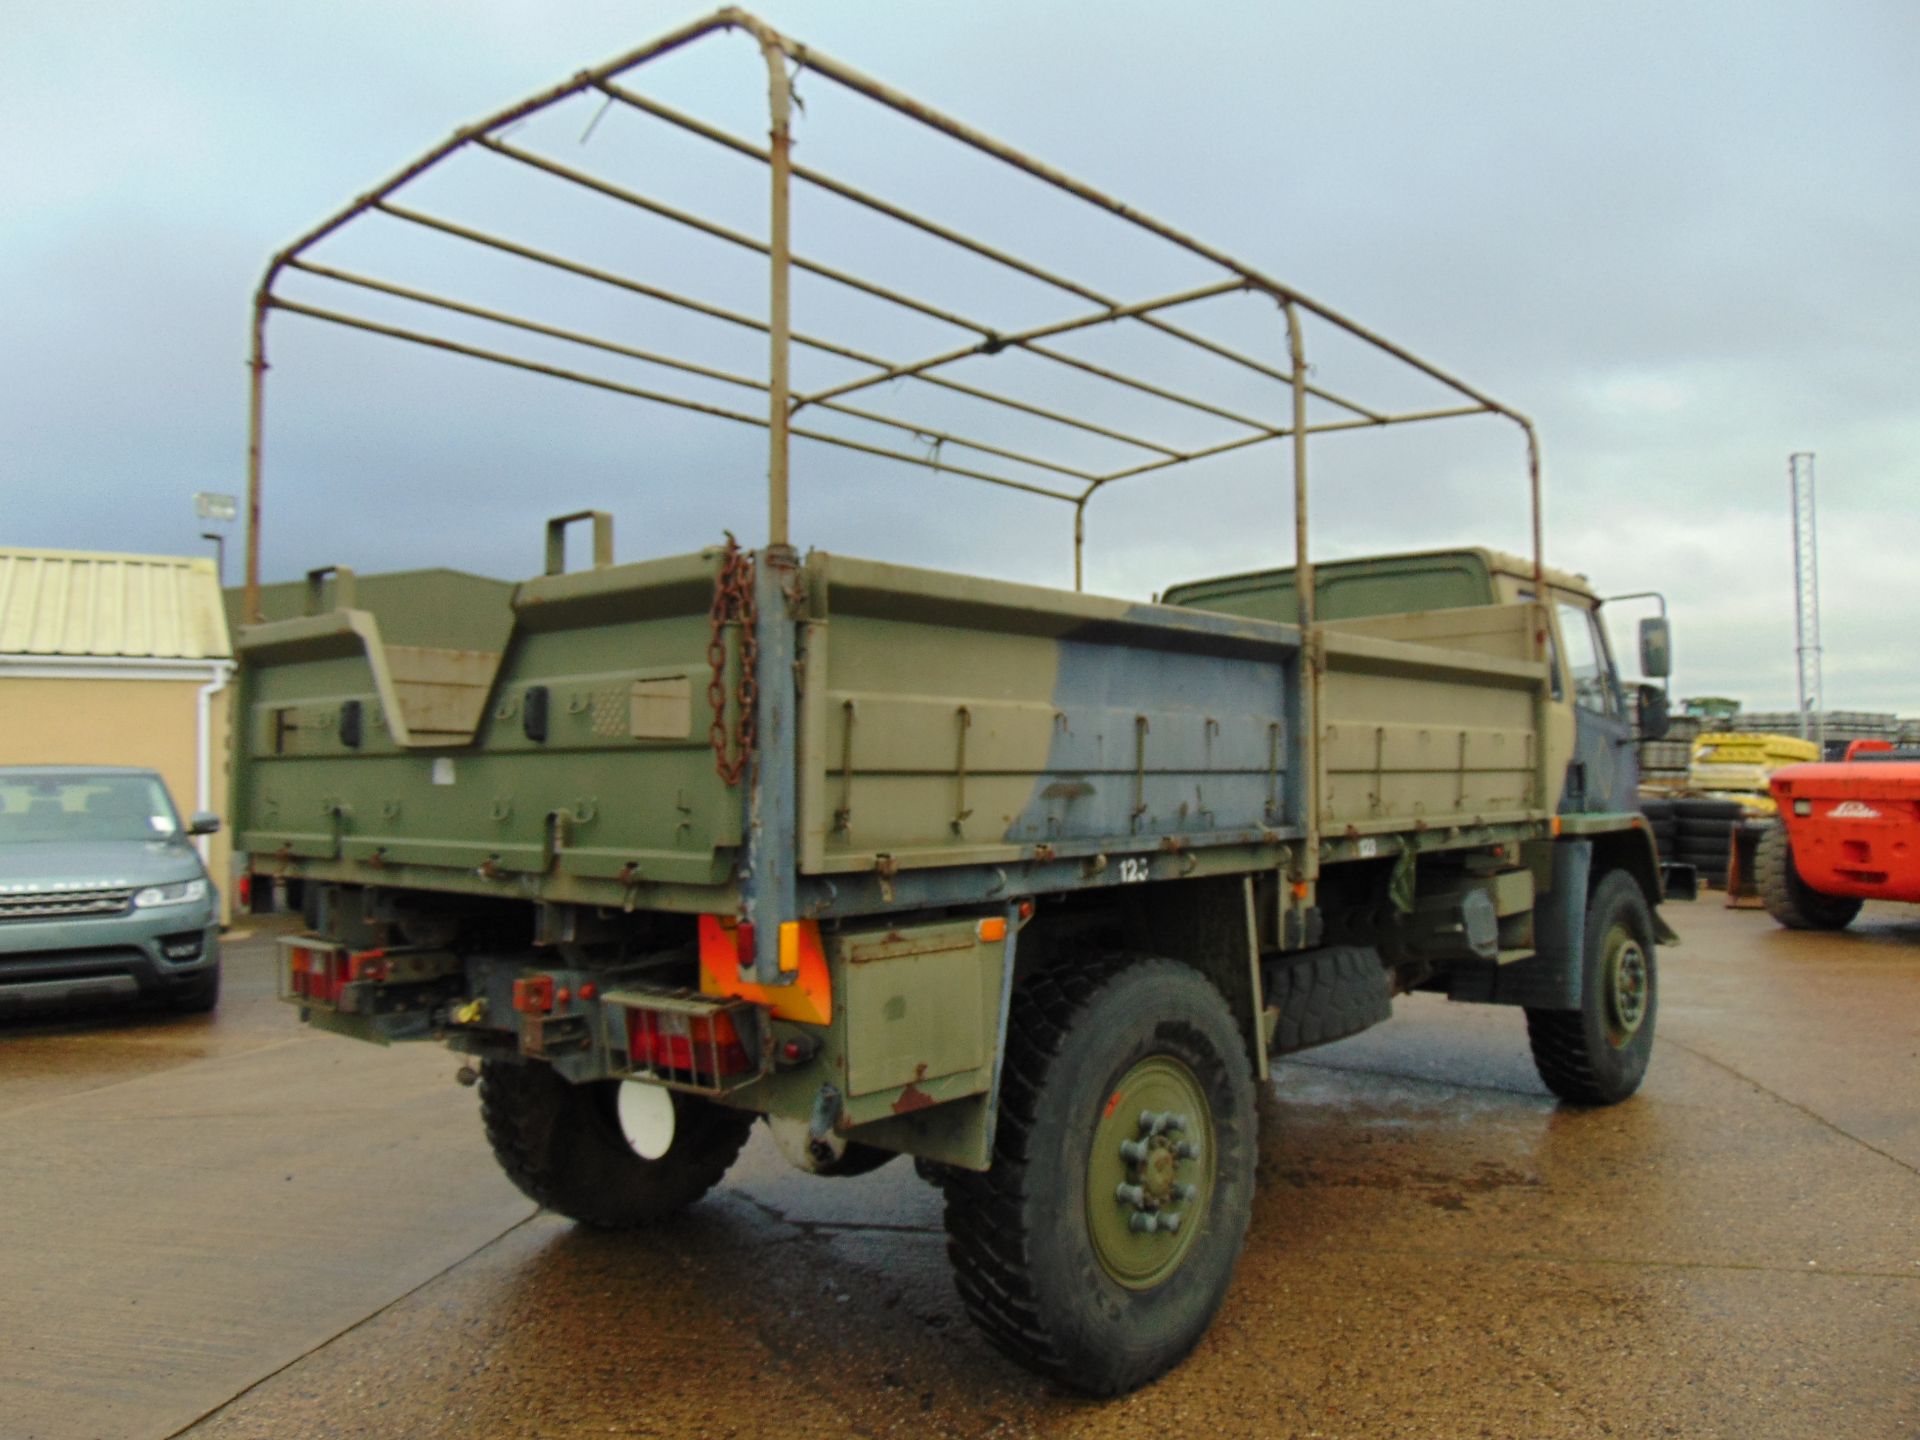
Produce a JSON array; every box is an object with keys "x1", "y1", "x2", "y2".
[{"x1": 0, "y1": 766, "x2": 222, "y2": 1013}]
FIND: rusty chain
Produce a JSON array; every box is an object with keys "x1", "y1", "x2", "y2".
[{"x1": 707, "y1": 533, "x2": 757, "y2": 786}]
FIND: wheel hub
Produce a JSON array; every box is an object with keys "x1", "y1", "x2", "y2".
[
  {"x1": 1086, "y1": 1059, "x2": 1214, "y2": 1289},
  {"x1": 1604, "y1": 930, "x2": 1649, "y2": 1045}
]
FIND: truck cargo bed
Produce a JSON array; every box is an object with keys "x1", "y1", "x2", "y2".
[{"x1": 236, "y1": 547, "x2": 1550, "y2": 919}]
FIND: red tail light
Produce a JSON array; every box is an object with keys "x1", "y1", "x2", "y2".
[
  {"x1": 288, "y1": 944, "x2": 345, "y2": 1003},
  {"x1": 626, "y1": 1007, "x2": 752, "y2": 1083},
  {"x1": 287, "y1": 944, "x2": 388, "y2": 1004}
]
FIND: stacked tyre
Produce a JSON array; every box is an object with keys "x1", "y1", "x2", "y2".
[
  {"x1": 1638, "y1": 798, "x2": 1678, "y2": 860},
  {"x1": 1671, "y1": 797, "x2": 1744, "y2": 888}
]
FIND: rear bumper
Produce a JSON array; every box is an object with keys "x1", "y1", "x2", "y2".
[
  {"x1": 1780, "y1": 819, "x2": 1920, "y2": 903},
  {"x1": 0, "y1": 904, "x2": 221, "y2": 1010},
  {"x1": 1772, "y1": 764, "x2": 1920, "y2": 901}
]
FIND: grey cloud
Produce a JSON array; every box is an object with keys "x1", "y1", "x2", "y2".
[{"x1": 3, "y1": 0, "x2": 1915, "y2": 715}]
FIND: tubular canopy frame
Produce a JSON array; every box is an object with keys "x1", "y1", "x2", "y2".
[{"x1": 244, "y1": 6, "x2": 1544, "y2": 627}]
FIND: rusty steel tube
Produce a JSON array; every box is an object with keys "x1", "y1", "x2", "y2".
[
  {"x1": 595, "y1": 77, "x2": 1381, "y2": 422},
  {"x1": 480, "y1": 138, "x2": 1002, "y2": 344},
  {"x1": 240, "y1": 9, "x2": 739, "y2": 605},
  {"x1": 245, "y1": 7, "x2": 1548, "y2": 610},
  {"x1": 1285, "y1": 299, "x2": 1319, "y2": 886},
  {"x1": 268, "y1": 299, "x2": 1081, "y2": 503},
  {"x1": 376, "y1": 203, "x2": 1182, "y2": 459},
  {"x1": 288, "y1": 260, "x2": 1101, "y2": 482},
  {"x1": 797, "y1": 278, "x2": 1247, "y2": 412},
  {"x1": 1073, "y1": 497, "x2": 1088, "y2": 593},
  {"x1": 748, "y1": 18, "x2": 1542, "y2": 573},
  {"x1": 243, "y1": 305, "x2": 268, "y2": 623},
  {"x1": 759, "y1": 32, "x2": 792, "y2": 546},
  {"x1": 483, "y1": 136, "x2": 1272, "y2": 438},
  {"x1": 762, "y1": 14, "x2": 1509, "y2": 419},
  {"x1": 1092, "y1": 404, "x2": 1491, "y2": 487}
]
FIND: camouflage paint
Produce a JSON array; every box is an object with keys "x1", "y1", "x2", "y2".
[{"x1": 236, "y1": 546, "x2": 1569, "y2": 923}]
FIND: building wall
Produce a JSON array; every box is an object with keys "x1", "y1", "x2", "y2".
[{"x1": 0, "y1": 676, "x2": 233, "y2": 920}]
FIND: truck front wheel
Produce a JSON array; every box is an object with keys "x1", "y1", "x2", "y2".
[
  {"x1": 939, "y1": 956, "x2": 1256, "y2": 1396},
  {"x1": 1525, "y1": 871, "x2": 1658, "y2": 1106},
  {"x1": 479, "y1": 1061, "x2": 753, "y2": 1228},
  {"x1": 1758, "y1": 822, "x2": 1862, "y2": 931}
]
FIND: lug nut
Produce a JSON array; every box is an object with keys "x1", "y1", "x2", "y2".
[
  {"x1": 1161, "y1": 1211, "x2": 1183, "y2": 1234},
  {"x1": 1129, "y1": 1211, "x2": 1161, "y2": 1234},
  {"x1": 1115, "y1": 1183, "x2": 1148, "y2": 1208},
  {"x1": 1119, "y1": 1138, "x2": 1150, "y2": 1164},
  {"x1": 1174, "y1": 1140, "x2": 1201, "y2": 1161},
  {"x1": 1173, "y1": 1181, "x2": 1198, "y2": 1202}
]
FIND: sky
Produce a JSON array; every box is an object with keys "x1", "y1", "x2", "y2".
[{"x1": 3, "y1": 1, "x2": 1916, "y2": 713}]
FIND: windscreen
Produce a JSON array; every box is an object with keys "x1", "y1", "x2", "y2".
[{"x1": 0, "y1": 773, "x2": 183, "y2": 844}]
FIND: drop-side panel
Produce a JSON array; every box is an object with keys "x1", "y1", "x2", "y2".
[
  {"x1": 799, "y1": 555, "x2": 1301, "y2": 875},
  {"x1": 1318, "y1": 605, "x2": 1547, "y2": 831}
]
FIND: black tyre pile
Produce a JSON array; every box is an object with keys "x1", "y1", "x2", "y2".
[{"x1": 1640, "y1": 796, "x2": 1744, "y2": 888}]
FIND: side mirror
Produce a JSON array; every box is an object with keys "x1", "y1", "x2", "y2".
[
  {"x1": 1638, "y1": 616, "x2": 1672, "y2": 679},
  {"x1": 187, "y1": 811, "x2": 222, "y2": 837},
  {"x1": 1636, "y1": 684, "x2": 1671, "y2": 741}
]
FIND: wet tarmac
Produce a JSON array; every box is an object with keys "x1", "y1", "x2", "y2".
[{"x1": 3, "y1": 900, "x2": 1915, "y2": 1439}]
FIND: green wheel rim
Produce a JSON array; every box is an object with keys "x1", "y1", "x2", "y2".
[
  {"x1": 1085, "y1": 1055, "x2": 1216, "y2": 1291},
  {"x1": 1601, "y1": 924, "x2": 1649, "y2": 1047}
]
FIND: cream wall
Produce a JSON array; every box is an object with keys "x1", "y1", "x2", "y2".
[{"x1": 0, "y1": 675, "x2": 234, "y2": 921}]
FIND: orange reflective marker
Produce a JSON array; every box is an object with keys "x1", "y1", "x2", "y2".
[
  {"x1": 977, "y1": 915, "x2": 1009, "y2": 943},
  {"x1": 699, "y1": 915, "x2": 831, "y2": 1025}
]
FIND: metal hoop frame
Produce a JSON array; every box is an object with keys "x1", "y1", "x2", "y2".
[{"x1": 244, "y1": 6, "x2": 1544, "y2": 631}]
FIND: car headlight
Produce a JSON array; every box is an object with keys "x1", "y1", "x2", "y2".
[{"x1": 133, "y1": 879, "x2": 209, "y2": 909}]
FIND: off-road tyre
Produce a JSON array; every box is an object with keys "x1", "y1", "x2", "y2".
[
  {"x1": 1264, "y1": 945, "x2": 1391, "y2": 1055},
  {"x1": 1678, "y1": 816, "x2": 1740, "y2": 840},
  {"x1": 1757, "y1": 823, "x2": 1862, "y2": 931},
  {"x1": 1675, "y1": 797, "x2": 1743, "y2": 820},
  {"x1": 1526, "y1": 870, "x2": 1658, "y2": 1106},
  {"x1": 480, "y1": 1061, "x2": 753, "y2": 1228},
  {"x1": 940, "y1": 956, "x2": 1256, "y2": 1396}
]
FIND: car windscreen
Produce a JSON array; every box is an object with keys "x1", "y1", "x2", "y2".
[{"x1": 0, "y1": 774, "x2": 184, "y2": 844}]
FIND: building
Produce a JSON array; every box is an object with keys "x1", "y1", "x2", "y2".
[{"x1": 0, "y1": 547, "x2": 234, "y2": 916}]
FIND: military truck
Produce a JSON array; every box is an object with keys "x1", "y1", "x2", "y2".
[{"x1": 232, "y1": 10, "x2": 1679, "y2": 1394}]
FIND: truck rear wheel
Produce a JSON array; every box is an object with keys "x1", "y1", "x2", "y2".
[
  {"x1": 1525, "y1": 871, "x2": 1658, "y2": 1106},
  {"x1": 479, "y1": 1061, "x2": 753, "y2": 1228},
  {"x1": 1758, "y1": 822, "x2": 1862, "y2": 931},
  {"x1": 939, "y1": 956, "x2": 1256, "y2": 1396}
]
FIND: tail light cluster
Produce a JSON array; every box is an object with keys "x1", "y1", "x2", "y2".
[
  {"x1": 622, "y1": 999, "x2": 759, "y2": 1093},
  {"x1": 285, "y1": 942, "x2": 392, "y2": 1005}
]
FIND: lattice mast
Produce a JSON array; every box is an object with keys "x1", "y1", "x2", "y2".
[{"x1": 1789, "y1": 451, "x2": 1823, "y2": 749}]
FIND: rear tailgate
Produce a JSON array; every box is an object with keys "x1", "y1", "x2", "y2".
[{"x1": 233, "y1": 549, "x2": 741, "y2": 911}]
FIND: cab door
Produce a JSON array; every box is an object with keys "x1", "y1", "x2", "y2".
[{"x1": 1553, "y1": 596, "x2": 1637, "y2": 814}]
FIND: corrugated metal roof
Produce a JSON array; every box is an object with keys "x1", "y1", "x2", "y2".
[{"x1": 0, "y1": 547, "x2": 231, "y2": 660}]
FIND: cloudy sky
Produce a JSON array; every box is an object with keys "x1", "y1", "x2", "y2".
[{"x1": 5, "y1": 1, "x2": 1916, "y2": 713}]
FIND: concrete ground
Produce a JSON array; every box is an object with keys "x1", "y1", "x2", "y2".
[{"x1": 1, "y1": 900, "x2": 1915, "y2": 1440}]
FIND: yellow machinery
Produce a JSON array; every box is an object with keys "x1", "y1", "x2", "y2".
[{"x1": 1687, "y1": 732, "x2": 1820, "y2": 815}]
